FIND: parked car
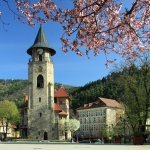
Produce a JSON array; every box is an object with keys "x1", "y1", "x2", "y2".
[
  {"x1": 91, "y1": 139, "x2": 102, "y2": 143},
  {"x1": 4, "y1": 137, "x2": 12, "y2": 142},
  {"x1": 79, "y1": 140, "x2": 91, "y2": 143}
]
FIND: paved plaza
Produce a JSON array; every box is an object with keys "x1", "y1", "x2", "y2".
[{"x1": 0, "y1": 142, "x2": 150, "y2": 150}]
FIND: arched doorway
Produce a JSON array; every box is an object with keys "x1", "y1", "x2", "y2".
[{"x1": 44, "y1": 132, "x2": 48, "y2": 140}]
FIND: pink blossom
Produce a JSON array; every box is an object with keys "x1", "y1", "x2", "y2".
[{"x1": 13, "y1": 0, "x2": 150, "y2": 67}]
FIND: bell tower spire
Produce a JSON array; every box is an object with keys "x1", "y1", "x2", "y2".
[{"x1": 27, "y1": 25, "x2": 56, "y2": 56}]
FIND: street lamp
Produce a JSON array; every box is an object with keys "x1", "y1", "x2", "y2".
[{"x1": 120, "y1": 117, "x2": 126, "y2": 144}]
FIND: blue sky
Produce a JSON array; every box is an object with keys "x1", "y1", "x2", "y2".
[{"x1": 0, "y1": 0, "x2": 132, "y2": 86}]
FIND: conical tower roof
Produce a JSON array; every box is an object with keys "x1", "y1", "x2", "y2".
[{"x1": 27, "y1": 25, "x2": 56, "y2": 56}]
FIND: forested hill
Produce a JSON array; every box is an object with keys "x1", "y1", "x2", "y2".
[
  {"x1": 66, "y1": 72, "x2": 122, "y2": 111},
  {"x1": 0, "y1": 79, "x2": 28, "y2": 108},
  {"x1": 0, "y1": 76, "x2": 120, "y2": 110},
  {"x1": 0, "y1": 79, "x2": 74, "y2": 108},
  {"x1": 0, "y1": 61, "x2": 149, "y2": 113}
]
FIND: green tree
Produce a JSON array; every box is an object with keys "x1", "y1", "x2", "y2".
[
  {"x1": 0, "y1": 100, "x2": 20, "y2": 139},
  {"x1": 116, "y1": 53, "x2": 150, "y2": 132}
]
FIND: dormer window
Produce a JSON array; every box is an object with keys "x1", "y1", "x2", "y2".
[{"x1": 37, "y1": 75, "x2": 44, "y2": 88}]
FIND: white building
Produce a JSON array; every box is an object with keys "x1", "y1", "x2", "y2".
[{"x1": 76, "y1": 97, "x2": 123, "y2": 139}]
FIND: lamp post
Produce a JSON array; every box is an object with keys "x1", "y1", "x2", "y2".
[
  {"x1": 120, "y1": 117, "x2": 126, "y2": 144},
  {"x1": 123, "y1": 119, "x2": 126, "y2": 144}
]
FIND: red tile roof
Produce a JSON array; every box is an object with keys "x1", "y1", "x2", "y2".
[
  {"x1": 76, "y1": 97, "x2": 121, "y2": 110},
  {"x1": 59, "y1": 110, "x2": 67, "y2": 116},
  {"x1": 11, "y1": 125, "x2": 17, "y2": 129},
  {"x1": 99, "y1": 97, "x2": 121, "y2": 108},
  {"x1": 54, "y1": 87, "x2": 69, "y2": 98},
  {"x1": 54, "y1": 103, "x2": 62, "y2": 112}
]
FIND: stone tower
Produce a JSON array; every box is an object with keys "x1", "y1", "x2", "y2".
[{"x1": 27, "y1": 25, "x2": 56, "y2": 140}]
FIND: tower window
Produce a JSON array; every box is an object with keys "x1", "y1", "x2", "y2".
[
  {"x1": 39, "y1": 113, "x2": 42, "y2": 117},
  {"x1": 37, "y1": 75, "x2": 44, "y2": 88},
  {"x1": 39, "y1": 97, "x2": 41, "y2": 102},
  {"x1": 54, "y1": 98, "x2": 57, "y2": 103},
  {"x1": 39, "y1": 55, "x2": 42, "y2": 61}
]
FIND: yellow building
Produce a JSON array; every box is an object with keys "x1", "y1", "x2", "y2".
[
  {"x1": 76, "y1": 97, "x2": 123, "y2": 139},
  {"x1": 0, "y1": 119, "x2": 18, "y2": 140}
]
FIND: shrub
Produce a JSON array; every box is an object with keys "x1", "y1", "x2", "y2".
[{"x1": 133, "y1": 131, "x2": 143, "y2": 137}]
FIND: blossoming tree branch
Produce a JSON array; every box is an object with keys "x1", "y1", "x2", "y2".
[{"x1": 1, "y1": 0, "x2": 150, "y2": 67}]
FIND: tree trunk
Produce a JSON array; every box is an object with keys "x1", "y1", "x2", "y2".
[{"x1": 5, "y1": 121, "x2": 8, "y2": 140}]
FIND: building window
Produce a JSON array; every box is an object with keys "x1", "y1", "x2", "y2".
[
  {"x1": 103, "y1": 109, "x2": 106, "y2": 114},
  {"x1": 98, "y1": 117, "x2": 100, "y2": 123},
  {"x1": 39, "y1": 113, "x2": 42, "y2": 117},
  {"x1": 98, "y1": 110, "x2": 100, "y2": 115},
  {"x1": 79, "y1": 112, "x2": 81, "y2": 117},
  {"x1": 91, "y1": 111, "x2": 93, "y2": 116},
  {"x1": 93, "y1": 110, "x2": 96, "y2": 116},
  {"x1": 89, "y1": 118, "x2": 91, "y2": 123},
  {"x1": 91, "y1": 125, "x2": 93, "y2": 131},
  {"x1": 94, "y1": 117, "x2": 96, "y2": 123},
  {"x1": 80, "y1": 118, "x2": 82, "y2": 124},
  {"x1": 82, "y1": 112, "x2": 84, "y2": 117},
  {"x1": 54, "y1": 98, "x2": 57, "y2": 103},
  {"x1": 37, "y1": 75, "x2": 44, "y2": 88},
  {"x1": 95, "y1": 110, "x2": 97, "y2": 116},
  {"x1": 86, "y1": 111, "x2": 88, "y2": 117},
  {"x1": 103, "y1": 116, "x2": 106, "y2": 122},
  {"x1": 94, "y1": 125, "x2": 95, "y2": 130},
  {"x1": 101, "y1": 110, "x2": 103, "y2": 115},
  {"x1": 89, "y1": 111, "x2": 90, "y2": 116},
  {"x1": 39, "y1": 97, "x2": 41, "y2": 102}
]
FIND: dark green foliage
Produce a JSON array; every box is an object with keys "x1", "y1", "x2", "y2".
[
  {"x1": 0, "y1": 79, "x2": 28, "y2": 108},
  {"x1": 0, "y1": 100, "x2": 20, "y2": 139},
  {"x1": 67, "y1": 80, "x2": 106, "y2": 111},
  {"x1": 133, "y1": 131, "x2": 143, "y2": 137}
]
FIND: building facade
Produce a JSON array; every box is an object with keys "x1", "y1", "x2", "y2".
[
  {"x1": 76, "y1": 97, "x2": 123, "y2": 139},
  {"x1": 20, "y1": 26, "x2": 70, "y2": 140},
  {"x1": 0, "y1": 119, "x2": 17, "y2": 140}
]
